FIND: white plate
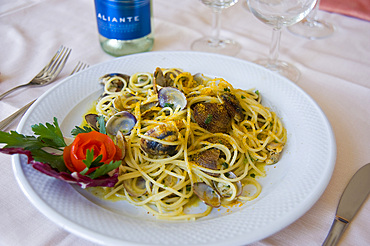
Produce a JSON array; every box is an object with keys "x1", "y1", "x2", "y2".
[{"x1": 13, "y1": 51, "x2": 336, "y2": 246}]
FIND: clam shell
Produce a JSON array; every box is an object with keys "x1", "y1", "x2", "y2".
[
  {"x1": 214, "y1": 171, "x2": 242, "y2": 197},
  {"x1": 84, "y1": 113, "x2": 99, "y2": 131},
  {"x1": 193, "y1": 73, "x2": 208, "y2": 85},
  {"x1": 219, "y1": 92, "x2": 244, "y2": 122},
  {"x1": 105, "y1": 111, "x2": 137, "y2": 136},
  {"x1": 140, "y1": 124, "x2": 179, "y2": 156},
  {"x1": 99, "y1": 73, "x2": 130, "y2": 93},
  {"x1": 193, "y1": 182, "x2": 221, "y2": 208},
  {"x1": 193, "y1": 102, "x2": 231, "y2": 133},
  {"x1": 158, "y1": 87, "x2": 187, "y2": 111}
]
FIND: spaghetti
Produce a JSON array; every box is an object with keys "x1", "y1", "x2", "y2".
[{"x1": 89, "y1": 68, "x2": 287, "y2": 220}]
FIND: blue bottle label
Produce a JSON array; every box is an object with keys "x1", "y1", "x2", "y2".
[{"x1": 94, "y1": 0, "x2": 151, "y2": 40}]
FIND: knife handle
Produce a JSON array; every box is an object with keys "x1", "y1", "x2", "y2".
[
  {"x1": 0, "y1": 100, "x2": 35, "y2": 131},
  {"x1": 322, "y1": 217, "x2": 349, "y2": 246}
]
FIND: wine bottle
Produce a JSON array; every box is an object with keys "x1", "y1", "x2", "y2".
[{"x1": 94, "y1": 0, "x2": 154, "y2": 57}]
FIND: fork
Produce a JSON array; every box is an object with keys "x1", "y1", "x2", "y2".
[
  {"x1": 0, "y1": 45, "x2": 72, "y2": 100},
  {"x1": 0, "y1": 62, "x2": 89, "y2": 131}
]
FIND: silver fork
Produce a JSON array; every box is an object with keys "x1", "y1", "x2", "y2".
[
  {"x1": 0, "y1": 62, "x2": 89, "y2": 131},
  {"x1": 0, "y1": 45, "x2": 72, "y2": 100},
  {"x1": 70, "y1": 61, "x2": 89, "y2": 75}
]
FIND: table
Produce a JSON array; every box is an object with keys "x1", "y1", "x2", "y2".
[{"x1": 0, "y1": 0, "x2": 369, "y2": 245}]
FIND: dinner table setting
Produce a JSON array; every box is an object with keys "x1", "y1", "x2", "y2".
[{"x1": 0, "y1": 0, "x2": 369, "y2": 245}]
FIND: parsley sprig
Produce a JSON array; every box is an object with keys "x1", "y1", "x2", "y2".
[
  {"x1": 80, "y1": 149, "x2": 121, "y2": 179},
  {"x1": 0, "y1": 117, "x2": 67, "y2": 172},
  {"x1": 71, "y1": 115, "x2": 106, "y2": 136},
  {"x1": 31, "y1": 118, "x2": 66, "y2": 148},
  {"x1": 0, "y1": 117, "x2": 120, "y2": 178}
]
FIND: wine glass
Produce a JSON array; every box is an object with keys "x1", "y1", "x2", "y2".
[
  {"x1": 191, "y1": 0, "x2": 241, "y2": 56},
  {"x1": 288, "y1": 0, "x2": 335, "y2": 39},
  {"x1": 247, "y1": 0, "x2": 317, "y2": 83},
  {"x1": 242, "y1": 0, "x2": 250, "y2": 11}
]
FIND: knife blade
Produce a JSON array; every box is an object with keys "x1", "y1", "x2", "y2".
[{"x1": 322, "y1": 163, "x2": 370, "y2": 246}]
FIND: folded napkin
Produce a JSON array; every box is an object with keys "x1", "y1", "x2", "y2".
[{"x1": 320, "y1": 0, "x2": 370, "y2": 21}]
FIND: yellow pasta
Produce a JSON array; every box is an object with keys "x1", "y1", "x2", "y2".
[{"x1": 89, "y1": 68, "x2": 287, "y2": 220}]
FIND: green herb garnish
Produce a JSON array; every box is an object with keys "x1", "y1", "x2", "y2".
[
  {"x1": 71, "y1": 126, "x2": 92, "y2": 136},
  {"x1": 164, "y1": 103, "x2": 174, "y2": 108},
  {"x1": 0, "y1": 117, "x2": 68, "y2": 172},
  {"x1": 80, "y1": 149, "x2": 121, "y2": 179},
  {"x1": 221, "y1": 162, "x2": 229, "y2": 169},
  {"x1": 97, "y1": 115, "x2": 107, "y2": 134},
  {"x1": 31, "y1": 117, "x2": 66, "y2": 148},
  {"x1": 205, "y1": 114, "x2": 213, "y2": 124}
]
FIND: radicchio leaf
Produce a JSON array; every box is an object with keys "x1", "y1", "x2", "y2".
[{"x1": 0, "y1": 148, "x2": 118, "y2": 188}]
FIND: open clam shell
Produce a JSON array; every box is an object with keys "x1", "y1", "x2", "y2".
[
  {"x1": 140, "y1": 123, "x2": 179, "y2": 156},
  {"x1": 99, "y1": 73, "x2": 130, "y2": 93},
  {"x1": 193, "y1": 182, "x2": 221, "y2": 208},
  {"x1": 162, "y1": 175, "x2": 179, "y2": 188},
  {"x1": 115, "y1": 131, "x2": 127, "y2": 160},
  {"x1": 193, "y1": 73, "x2": 209, "y2": 85},
  {"x1": 84, "y1": 113, "x2": 99, "y2": 131},
  {"x1": 219, "y1": 92, "x2": 245, "y2": 122},
  {"x1": 158, "y1": 87, "x2": 187, "y2": 111},
  {"x1": 140, "y1": 100, "x2": 159, "y2": 113},
  {"x1": 214, "y1": 171, "x2": 242, "y2": 198},
  {"x1": 106, "y1": 111, "x2": 137, "y2": 136}
]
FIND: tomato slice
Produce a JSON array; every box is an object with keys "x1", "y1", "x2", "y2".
[{"x1": 63, "y1": 131, "x2": 121, "y2": 173}]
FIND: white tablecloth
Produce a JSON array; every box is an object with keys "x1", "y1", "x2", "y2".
[{"x1": 0, "y1": 0, "x2": 369, "y2": 245}]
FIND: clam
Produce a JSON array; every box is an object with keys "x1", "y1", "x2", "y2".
[
  {"x1": 115, "y1": 131, "x2": 127, "y2": 160},
  {"x1": 193, "y1": 102, "x2": 231, "y2": 133},
  {"x1": 205, "y1": 137, "x2": 233, "y2": 150},
  {"x1": 193, "y1": 182, "x2": 221, "y2": 208},
  {"x1": 193, "y1": 148, "x2": 220, "y2": 171},
  {"x1": 192, "y1": 73, "x2": 208, "y2": 85},
  {"x1": 113, "y1": 93, "x2": 136, "y2": 111},
  {"x1": 140, "y1": 123, "x2": 179, "y2": 156},
  {"x1": 266, "y1": 142, "x2": 284, "y2": 164},
  {"x1": 213, "y1": 171, "x2": 242, "y2": 197},
  {"x1": 219, "y1": 92, "x2": 244, "y2": 122},
  {"x1": 85, "y1": 113, "x2": 100, "y2": 131},
  {"x1": 140, "y1": 100, "x2": 159, "y2": 113},
  {"x1": 266, "y1": 142, "x2": 284, "y2": 153},
  {"x1": 105, "y1": 111, "x2": 137, "y2": 136},
  {"x1": 153, "y1": 67, "x2": 167, "y2": 88},
  {"x1": 163, "y1": 175, "x2": 179, "y2": 188},
  {"x1": 158, "y1": 87, "x2": 187, "y2": 111},
  {"x1": 266, "y1": 152, "x2": 280, "y2": 165},
  {"x1": 100, "y1": 73, "x2": 130, "y2": 93},
  {"x1": 123, "y1": 176, "x2": 148, "y2": 197},
  {"x1": 153, "y1": 67, "x2": 178, "y2": 88}
]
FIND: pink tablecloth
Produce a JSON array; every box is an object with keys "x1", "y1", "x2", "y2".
[
  {"x1": 0, "y1": 0, "x2": 369, "y2": 246},
  {"x1": 321, "y1": 0, "x2": 370, "y2": 21}
]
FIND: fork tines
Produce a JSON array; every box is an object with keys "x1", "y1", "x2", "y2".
[
  {"x1": 70, "y1": 61, "x2": 89, "y2": 75},
  {"x1": 44, "y1": 46, "x2": 71, "y2": 73}
]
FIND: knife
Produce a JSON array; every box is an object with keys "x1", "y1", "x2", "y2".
[
  {"x1": 322, "y1": 163, "x2": 370, "y2": 246},
  {"x1": 0, "y1": 100, "x2": 36, "y2": 131}
]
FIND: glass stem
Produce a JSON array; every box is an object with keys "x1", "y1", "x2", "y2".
[
  {"x1": 268, "y1": 27, "x2": 281, "y2": 67},
  {"x1": 307, "y1": 0, "x2": 320, "y2": 22},
  {"x1": 210, "y1": 8, "x2": 222, "y2": 44}
]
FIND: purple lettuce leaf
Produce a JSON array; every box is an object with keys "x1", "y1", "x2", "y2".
[{"x1": 0, "y1": 147, "x2": 118, "y2": 188}]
